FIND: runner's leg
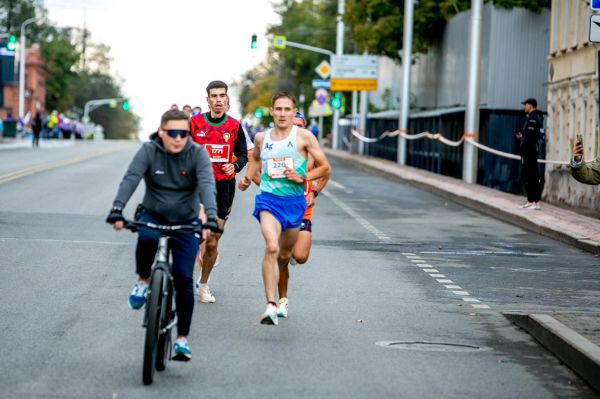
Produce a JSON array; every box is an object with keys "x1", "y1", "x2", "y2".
[
  {"x1": 259, "y1": 211, "x2": 282, "y2": 302},
  {"x1": 292, "y1": 229, "x2": 312, "y2": 264}
]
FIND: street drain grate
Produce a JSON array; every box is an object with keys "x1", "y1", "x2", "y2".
[{"x1": 375, "y1": 341, "x2": 491, "y2": 352}]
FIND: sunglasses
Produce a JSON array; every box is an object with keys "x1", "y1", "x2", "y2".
[{"x1": 164, "y1": 129, "x2": 189, "y2": 138}]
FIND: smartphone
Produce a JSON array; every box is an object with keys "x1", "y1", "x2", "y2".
[{"x1": 576, "y1": 134, "x2": 583, "y2": 145}]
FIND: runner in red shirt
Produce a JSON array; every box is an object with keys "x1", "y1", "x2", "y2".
[{"x1": 190, "y1": 80, "x2": 248, "y2": 303}]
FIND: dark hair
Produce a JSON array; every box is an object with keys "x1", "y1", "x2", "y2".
[
  {"x1": 160, "y1": 109, "x2": 190, "y2": 127},
  {"x1": 271, "y1": 91, "x2": 297, "y2": 107},
  {"x1": 206, "y1": 80, "x2": 228, "y2": 94},
  {"x1": 182, "y1": 104, "x2": 192, "y2": 109}
]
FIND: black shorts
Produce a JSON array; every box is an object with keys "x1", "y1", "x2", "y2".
[
  {"x1": 216, "y1": 179, "x2": 236, "y2": 220},
  {"x1": 299, "y1": 219, "x2": 312, "y2": 232}
]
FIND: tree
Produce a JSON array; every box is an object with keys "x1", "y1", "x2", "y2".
[{"x1": 344, "y1": 0, "x2": 551, "y2": 60}]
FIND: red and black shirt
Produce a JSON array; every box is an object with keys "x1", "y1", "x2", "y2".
[{"x1": 190, "y1": 112, "x2": 248, "y2": 181}]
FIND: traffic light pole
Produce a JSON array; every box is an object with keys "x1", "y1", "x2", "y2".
[
  {"x1": 332, "y1": 0, "x2": 345, "y2": 150},
  {"x1": 83, "y1": 98, "x2": 126, "y2": 135}
]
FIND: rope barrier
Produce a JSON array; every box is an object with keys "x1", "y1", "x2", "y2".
[{"x1": 348, "y1": 128, "x2": 577, "y2": 165}]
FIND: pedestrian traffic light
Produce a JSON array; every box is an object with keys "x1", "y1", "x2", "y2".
[
  {"x1": 331, "y1": 92, "x2": 342, "y2": 109},
  {"x1": 122, "y1": 99, "x2": 130, "y2": 111},
  {"x1": 7, "y1": 35, "x2": 16, "y2": 51},
  {"x1": 254, "y1": 106, "x2": 263, "y2": 118},
  {"x1": 251, "y1": 34, "x2": 257, "y2": 49}
]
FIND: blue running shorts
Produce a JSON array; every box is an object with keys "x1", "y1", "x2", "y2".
[{"x1": 253, "y1": 192, "x2": 307, "y2": 230}]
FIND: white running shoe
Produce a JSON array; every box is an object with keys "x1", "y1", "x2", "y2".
[
  {"x1": 198, "y1": 284, "x2": 216, "y2": 303},
  {"x1": 277, "y1": 298, "x2": 288, "y2": 318},
  {"x1": 260, "y1": 303, "x2": 278, "y2": 325},
  {"x1": 518, "y1": 202, "x2": 533, "y2": 209}
]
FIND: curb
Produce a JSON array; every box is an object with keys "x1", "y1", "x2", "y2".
[
  {"x1": 503, "y1": 312, "x2": 600, "y2": 392},
  {"x1": 324, "y1": 149, "x2": 600, "y2": 255}
]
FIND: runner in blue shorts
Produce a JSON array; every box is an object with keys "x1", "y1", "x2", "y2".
[{"x1": 238, "y1": 92, "x2": 330, "y2": 325}]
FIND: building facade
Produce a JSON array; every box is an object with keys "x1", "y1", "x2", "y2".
[{"x1": 544, "y1": 1, "x2": 600, "y2": 211}]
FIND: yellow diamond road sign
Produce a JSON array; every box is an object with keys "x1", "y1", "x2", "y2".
[{"x1": 315, "y1": 60, "x2": 330, "y2": 79}]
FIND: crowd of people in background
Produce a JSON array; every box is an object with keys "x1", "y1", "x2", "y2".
[{"x1": 0, "y1": 110, "x2": 85, "y2": 145}]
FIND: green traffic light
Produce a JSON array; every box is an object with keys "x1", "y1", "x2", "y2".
[
  {"x1": 7, "y1": 35, "x2": 16, "y2": 51},
  {"x1": 254, "y1": 107, "x2": 262, "y2": 118},
  {"x1": 251, "y1": 34, "x2": 257, "y2": 49},
  {"x1": 122, "y1": 99, "x2": 130, "y2": 111},
  {"x1": 331, "y1": 93, "x2": 342, "y2": 109}
]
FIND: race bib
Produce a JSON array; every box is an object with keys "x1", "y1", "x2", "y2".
[
  {"x1": 205, "y1": 144, "x2": 231, "y2": 163},
  {"x1": 266, "y1": 157, "x2": 294, "y2": 179}
]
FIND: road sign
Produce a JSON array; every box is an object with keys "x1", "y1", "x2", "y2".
[
  {"x1": 590, "y1": 15, "x2": 600, "y2": 43},
  {"x1": 330, "y1": 79, "x2": 378, "y2": 91},
  {"x1": 312, "y1": 79, "x2": 330, "y2": 89},
  {"x1": 274, "y1": 36, "x2": 286, "y2": 49},
  {"x1": 331, "y1": 55, "x2": 378, "y2": 91},
  {"x1": 592, "y1": 0, "x2": 600, "y2": 10},
  {"x1": 315, "y1": 60, "x2": 330, "y2": 79}
]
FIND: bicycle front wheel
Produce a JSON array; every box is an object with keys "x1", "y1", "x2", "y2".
[
  {"x1": 155, "y1": 278, "x2": 173, "y2": 372},
  {"x1": 142, "y1": 270, "x2": 164, "y2": 385}
]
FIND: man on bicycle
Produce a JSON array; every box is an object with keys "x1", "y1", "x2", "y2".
[{"x1": 106, "y1": 109, "x2": 218, "y2": 361}]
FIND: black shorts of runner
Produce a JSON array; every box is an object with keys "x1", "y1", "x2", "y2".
[
  {"x1": 216, "y1": 179, "x2": 236, "y2": 220},
  {"x1": 299, "y1": 219, "x2": 312, "y2": 232}
]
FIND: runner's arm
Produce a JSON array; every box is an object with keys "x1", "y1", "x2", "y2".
[
  {"x1": 239, "y1": 133, "x2": 263, "y2": 191},
  {"x1": 304, "y1": 131, "x2": 330, "y2": 182},
  {"x1": 231, "y1": 124, "x2": 248, "y2": 173}
]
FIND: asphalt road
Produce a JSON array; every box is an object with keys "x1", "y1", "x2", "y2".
[{"x1": 0, "y1": 141, "x2": 598, "y2": 398}]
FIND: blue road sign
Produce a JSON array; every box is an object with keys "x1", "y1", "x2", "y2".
[
  {"x1": 312, "y1": 79, "x2": 330, "y2": 89},
  {"x1": 593, "y1": 0, "x2": 600, "y2": 10}
]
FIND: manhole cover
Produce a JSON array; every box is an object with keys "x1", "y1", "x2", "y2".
[{"x1": 375, "y1": 341, "x2": 491, "y2": 352}]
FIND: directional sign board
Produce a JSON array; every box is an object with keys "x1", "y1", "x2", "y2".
[
  {"x1": 592, "y1": 0, "x2": 600, "y2": 10},
  {"x1": 331, "y1": 55, "x2": 378, "y2": 91},
  {"x1": 591, "y1": 15, "x2": 600, "y2": 43}
]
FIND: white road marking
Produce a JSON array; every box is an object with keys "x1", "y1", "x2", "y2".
[
  {"x1": 423, "y1": 269, "x2": 439, "y2": 273},
  {"x1": 437, "y1": 279, "x2": 453, "y2": 283},
  {"x1": 471, "y1": 304, "x2": 491, "y2": 309},
  {"x1": 322, "y1": 190, "x2": 390, "y2": 240},
  {"x1": 402, "y1": 253, "x2": 415, "y2": 256},
  {"x1": 326, "y1": 179, "x2": 353, "y2": 193},
  {"x1": 452, "y1": 291, "x2": 470, "y2": 296},
  {"x1": 444, "y1": 285, "x2": 462, "y2": 289},
  {"x1": 419, "y1": 250, "x2": 550, "y2": 257},
  {"x1": 406, "y1": 255, "x2": 421, "y2": 259},
  {"x1": 0, "y1": 237, "x2": 128, "y2": 245},
  {"x1": 462, "y1": 298, "x2": 481, "y2": 303},
  {"x1": 411, "y1": 259, "x2": 426, "y2": 263},
  {"x1": 429, "y1": 274, "x2": 446, "y2": 278}
]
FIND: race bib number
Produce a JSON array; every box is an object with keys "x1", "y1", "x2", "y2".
[
  {"x1": 205, "y1": 144, "x2": 231, "y2": 163},
  {"x1": 266, "y1": 157, "x2": 294, "y2": 179}
]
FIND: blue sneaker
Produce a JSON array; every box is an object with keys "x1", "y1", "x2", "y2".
[
  {"x1": 128, "y1": 282, "x2": 148, "y2": 310},
  {"x1": 172, "y1": 338, "x2": 192, "y2": 361}
]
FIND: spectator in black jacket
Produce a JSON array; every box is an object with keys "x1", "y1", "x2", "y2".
[{"x1": 515, "y1": 98, "x2": 544, "y2": 210}]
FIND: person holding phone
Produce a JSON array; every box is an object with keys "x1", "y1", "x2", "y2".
[{"x1": 571, "y1": 133, "x2": 600, "y2": 185}]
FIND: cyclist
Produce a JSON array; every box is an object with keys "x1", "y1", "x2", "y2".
[
  {"x1": 238, "y1": 92, "x2": 330, "y2": 325},
  {"x1": 106, "y1": 109, "x2": 218, "y2": 361},
  {"x1": 190, "y1": 80, "x2": 248, "y2": 303}
]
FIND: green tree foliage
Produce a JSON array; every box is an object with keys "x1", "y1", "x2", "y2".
[
  {"x1": 72, "y1": 71, "x2": 139, "y2": 139},
  {"x1": 345, "y1": 0, "x2": 550, "y2": 60},
  {"x1": 0, "y1": 0, "x2": 139, "y2": 138}
]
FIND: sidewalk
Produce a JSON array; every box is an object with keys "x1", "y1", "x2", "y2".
[
  {"x1": 0, "y1": 137, "x2": 74, "y2": 150},
  {"x1": 325, "y1": 148, "x2": 600, "y2": 392}
]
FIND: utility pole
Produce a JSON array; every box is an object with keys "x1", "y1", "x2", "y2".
[
  {"x1": 331, "y1": 0, "x2": 345, "y2": 150},
  {"x1": 397, "y1": 0, "x2": 414, "y2": 165},
  {"x1": 462, "y1": 0, "x2": 483, "y2": 184},
  {"x1": 18, "y1": 17, "x2": 41, "y2": 121}
]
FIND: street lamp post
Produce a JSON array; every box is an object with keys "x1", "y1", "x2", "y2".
[{"x1": 19, "y1": 17, "x2": 41, "y2": 121}]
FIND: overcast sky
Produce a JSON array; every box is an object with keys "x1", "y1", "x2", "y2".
[{"x1": 45, "y1": 0, "x2": 279, "y2": 138}]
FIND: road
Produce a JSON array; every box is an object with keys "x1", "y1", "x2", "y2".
[{"x1": 0, "y1": 141, "x2": 598, "y2": 398}]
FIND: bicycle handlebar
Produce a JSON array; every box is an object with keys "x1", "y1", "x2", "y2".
[{"x1": 123, "y1": 219, "x2": 222, "y2": 235}]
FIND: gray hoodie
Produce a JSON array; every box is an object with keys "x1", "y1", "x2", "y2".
[{"x1": 112, "y1": 133, "x2": 217, "y2": 223}]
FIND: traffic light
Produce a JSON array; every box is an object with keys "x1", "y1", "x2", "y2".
[
  {"x1": 331, "y1": 92, "x2": 342, "y2": 109},
  {"x1": 121, "y1": 99, "x2": 130, "y2": 111},
  {"x1": 7, "y1": 35, "x2": 16, "y2": 51},
  {"x1": 251, "y1": 34, "x2": 257, "y2": 49},
  {"x1": 254, "y1": 106, "x2": 263, "y2": 118}
]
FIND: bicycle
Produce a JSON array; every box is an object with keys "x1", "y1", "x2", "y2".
[{"x1": 123, "y1": 219, "x2": 204, "y2": 385}]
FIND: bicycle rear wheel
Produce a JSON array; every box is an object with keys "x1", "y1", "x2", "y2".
[
  {"x1": 142, "y1": 270, "x2": 164, "y2": 385},
  {"x1": 155, "y1": 280, "x2": 173, "y2": 372}
]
